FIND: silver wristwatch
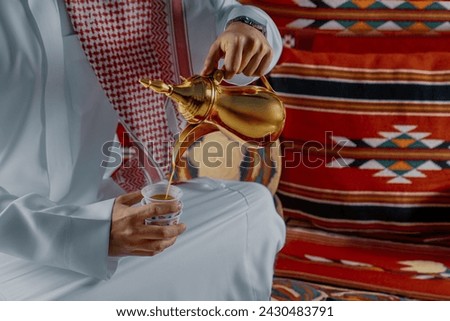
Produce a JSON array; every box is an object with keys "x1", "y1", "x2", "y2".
[{"x1": 226, "y1": 16, "x2": 267, "y2": 36}]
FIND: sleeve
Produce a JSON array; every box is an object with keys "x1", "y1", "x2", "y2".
[
  {"x1": 210, "y1": 0, "x2": 283, "y2": 85},
  {"x1": 0, "y1": 187, "x2": 118, "y2": 280}
]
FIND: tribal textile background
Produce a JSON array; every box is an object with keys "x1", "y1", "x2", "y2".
[
  {"x1": 274, "y1": 226, "x2": 450, "y2": 300},
  {"x1": 271, "y1": 48, "x2": 450, "y2": 246},
  {"x1": 240, "y1": 0, "x2": 450, "y2": 55},
  {"x1": 239, "y1": 0, "x2": 450, "y2": 300},
  {"x1": 241, "y1": 0, "x2": 450, "y2": 36}
]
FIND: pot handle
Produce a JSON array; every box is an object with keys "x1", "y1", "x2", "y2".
[
  {"x1": 260, "y1": 75, "x2": 274, "y2": 92},
  {"x1": 172, "y1": 122, "x2": 220, "y2": 168},
  {"x1": 211, "y1": 69, "x2": 274, "y2": 93}
]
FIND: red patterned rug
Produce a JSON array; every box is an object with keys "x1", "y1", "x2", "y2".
[{"x1": 273, "y1": 221, "x2": 450, "y2": 301}]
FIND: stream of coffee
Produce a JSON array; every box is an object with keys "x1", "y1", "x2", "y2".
[{"x1": 164, "y1": 158, "x2": 176, "y2": 199}]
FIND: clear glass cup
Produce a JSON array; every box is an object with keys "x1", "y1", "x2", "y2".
[{"x1": 141, "y1": 182, "x2": 183, "y2": 226}]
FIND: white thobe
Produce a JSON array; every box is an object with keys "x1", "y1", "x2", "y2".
[{"x1": 0, "y1": 0, "x2": 285, "y2": 300}]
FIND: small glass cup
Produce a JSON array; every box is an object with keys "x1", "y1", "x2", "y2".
[{"x1": 141, "y1": 183, "x2": 183, "y2": 226}]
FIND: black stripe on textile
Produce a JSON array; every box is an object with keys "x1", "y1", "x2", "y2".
[
  {"x1": 310, "y1": 0, "x2": 331, "y2": 8},
  {"x1": 277, "y1": 192, "x2": 450, "y2": 223},
  {"x1": 434, "y1": 160, "x2": 450, "y2": 169},
  {"x1": 270, "y1": 77, "x2": 450, "y2": 101}
]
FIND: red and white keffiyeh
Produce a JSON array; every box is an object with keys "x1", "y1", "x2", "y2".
[{"x1": 65, "y1": 0, "x2": 191, "y2": 190}]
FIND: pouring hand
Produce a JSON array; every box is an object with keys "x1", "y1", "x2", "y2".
[{"x1": 201, "y1": 21, "x2": 273, "y2": 80}]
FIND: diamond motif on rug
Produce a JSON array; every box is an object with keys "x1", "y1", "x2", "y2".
[
  {"x1": 328, "y1": 125, "x2": 446, "y2": 184},
  {"x1": 285, "y1": 1, "x2": 450, "y2": 35}
]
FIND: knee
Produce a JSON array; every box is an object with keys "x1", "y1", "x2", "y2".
[
  {"x1": 235, "y1": 184, "x2": 286, "y2": 299},
  {"x1": 234, "y1": 182, "x2": 274, "y2": 209}
]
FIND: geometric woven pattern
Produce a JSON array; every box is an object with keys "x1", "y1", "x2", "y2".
[
  {"x1": 272, "y1": 276, "x2": 410, "y2": 300},
  {"x1": 241, "y1": 0, "x2": 450, "y2": 36},
  {"x1": 329, "y1": 125, "x2": 450, "y2": 184},
  {"x1": 270, "y1": 48, "x2": 450, "y2": 245},
  {"x1": 287, "y1": 0, "x2": 450, "y2": 35},
  {"x1": 245, "y1": 0, "x2": 450, "y2": 301},
  {"x1": 275, "y1": 225, "x2": 450, "y2": 300}
]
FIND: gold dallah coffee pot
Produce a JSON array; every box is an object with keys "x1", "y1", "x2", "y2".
[{"x1": 139, "y1": 70, "x2": 285, "y2": 165}]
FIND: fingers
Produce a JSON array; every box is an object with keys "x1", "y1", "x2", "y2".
[
  {"x1": 236, "y1": 37, "x2": 271, "y2": 75},
  {"x1": 130, "y1": 201, "x2": 182, "y2": 222},
  {"x1": 129, "y1": 250, "x2": 163, "y2": 256},
  {"x1": 222, "y1": 37, "x2": 243, "y2": 79},
  {"x1": 201, "y1": 41, "x2": 223, "y2": 77},
  {"x1": 128, "y1": 241, "x2": 176, "y2": 256},
  {"x1": 116, "y1": 190, "x2": 142, "y2": 206},
  {"x1": 225, "y1": 45, "x2": 271, "y2": 79},
  {"x1": 111, "y1": 178, "x2": 189, "y2": 257},
  {"x1": 109, "y1": 222, "x2": 186, "y2": 257},
  {"x1": 136, "y1": 223, "x2": 187, "y2": 240},
  {"x1": 125, "y1": 225, "x2": 186, "y2": 256},
  {"x1": 128, "y1": 236, "x2": 178, "y2": 254},
  {"x1": 109, "y1": 194, "x2": 185, "y2": 257},
  {"x1": 252, "y1": 50, "x2": 273, "y2": 77},
  {"x1": 242, "y1": 49, "x2": 273, "y2": 77},
  {"x1": 203, "y1": 22, "x2": 273, "y2": 79}
]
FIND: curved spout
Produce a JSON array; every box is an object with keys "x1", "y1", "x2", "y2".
[
  {"x1": 140, "y1": 76, "x2": 213, "y2": 123},
  {"x1": 139, "y1": 78, "x2": 173, "y2": 95}
]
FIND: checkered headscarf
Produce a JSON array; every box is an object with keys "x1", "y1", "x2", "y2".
[{"x1": 65, "y1": 0, "x2": 190, "y2": 187}]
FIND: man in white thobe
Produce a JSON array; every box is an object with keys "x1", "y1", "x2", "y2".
[{"x1": 0, "y1": 0, "x2": 285, "y2": 300}]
